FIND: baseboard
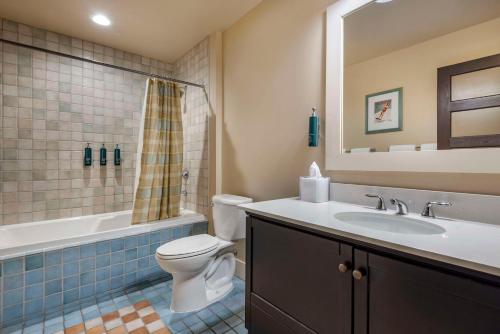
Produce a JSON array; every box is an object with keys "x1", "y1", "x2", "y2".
[{"x1": 235, "y1": 258, "x2": 245, "y2": 280}]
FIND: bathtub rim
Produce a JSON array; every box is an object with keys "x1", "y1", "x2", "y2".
[{"x1": 0, "y1": 210, "x2": 207, "y2": 260}]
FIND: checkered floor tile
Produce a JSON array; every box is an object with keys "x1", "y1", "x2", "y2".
[
  {"x1": 62, "y1": 299, "x2": 169, "y2": 334},
  {"x1": 2, "y1": 278, "x2": 246, "y2": 334}
]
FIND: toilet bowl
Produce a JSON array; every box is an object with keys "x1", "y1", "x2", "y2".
[{"x1": 156, "y1": 194, "x2": 252, "y2": 313}]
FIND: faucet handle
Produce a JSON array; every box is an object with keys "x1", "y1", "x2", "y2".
[
  {"x1": 421, "y1": 201, "x2": 452, "y2": 218},
  {"x1": 365, "y1": 194, "x2": 386, "y2": 210}
]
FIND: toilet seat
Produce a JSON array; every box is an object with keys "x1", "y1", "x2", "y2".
[{"x1": 156, "y1": 234, "x2": 219, "y2": 260}]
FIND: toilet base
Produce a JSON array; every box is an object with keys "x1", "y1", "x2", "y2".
[{"x1": 170, "y1": 252, "x2": 236, "y2": 313}]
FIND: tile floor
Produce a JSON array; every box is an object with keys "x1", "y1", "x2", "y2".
[{"x1": 1, "y1": 278, "x2": 246, "y2": 334}]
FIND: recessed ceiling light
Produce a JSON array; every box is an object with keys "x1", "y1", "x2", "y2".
[
  {"x1": 375, "y1": 0, "x2": 393, "y2": 3},
  {"x1": 92, "y1": 14, "x2": 111, "y2": 26}
]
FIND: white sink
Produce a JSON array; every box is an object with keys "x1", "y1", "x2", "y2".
[{"x1": 334, "y1": 212, "x2": 446, "y2": 235}]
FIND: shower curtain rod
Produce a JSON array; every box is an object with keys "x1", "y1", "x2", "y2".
[{"x1": 0, "y1": 38, "x2": 205, "y2": 89}]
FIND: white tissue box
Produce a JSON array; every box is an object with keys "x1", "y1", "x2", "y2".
[{"x1": 299, "y1": 177, "x2": 330, "y2": 203}]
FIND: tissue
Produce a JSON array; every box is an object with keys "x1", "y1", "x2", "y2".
[
  {"x1": 309, "y1": 161, "x2": 322, "y2": 178},
  {"x1": 300, "y1": 162, "x2": 329, "y2": 203}
]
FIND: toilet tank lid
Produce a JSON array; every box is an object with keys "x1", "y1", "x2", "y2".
[{"x1": 212, "y1": 194, "x2": 253, "y2": 206}]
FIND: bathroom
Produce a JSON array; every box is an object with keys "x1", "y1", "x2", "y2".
[{"x1": 1, "y1": 0, "x2": 500, "y2": 333}]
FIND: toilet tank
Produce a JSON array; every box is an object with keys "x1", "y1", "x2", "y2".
[{"x1": 212, "y1": 194, "x2": 253, "y2": 241}]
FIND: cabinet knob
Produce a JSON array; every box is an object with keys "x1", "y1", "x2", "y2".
[
  {"x1": 338, "y1": 262, "x2": 351, "y2": 273},
  {"x1": 352, "y1": 269, "x2": 365, "y2": 280}
]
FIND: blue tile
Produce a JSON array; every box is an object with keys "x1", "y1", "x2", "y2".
[
  {"x1": 45, "y1": 250, "x2": 62, "y2": 266},
  {"x1": 25, "y1": 298, "x2": 44, "y2": 316},
  {"x1": 25, "y1": 283, "x2": 44, "y2": 300},
  {"x1": 138, "y1": 233, "x2": 149, "y2": 246},
  {"x1": 159, "y1": 229, "x2": 169, "y2": 242},
  {"x1": 23, "y1": 322, "x2": 44, "y2": 333},
  {"x1": 45, "y1": 279, "x2": 62, "y2": 295},
  {"x1": 2, "y1": 304, "x2": 23, "y2": 322},
  {"x1": 3, "y1": 288, "x2": 23, "y2": 306},
  {"x1": 150, "y1": 231, "x2": 161, "y2": 243},
  {"x1": 174, "y1": 227, "x2": 182, "y2": 238},
  {"x1": 110, "y1": 251, "x2": 125, "y2": 264},
  {"x1": 44, "y1": 323, "x2": 63, "y2": 333},
  {"x1": 138, "y1": 257, "x2": 149, "y2": 268},
  {"x1": 124, "y1": 272, "x2": 137, "y2": 285},
  {"x1": 1, "y1": 323, "x2": 23, "y2": 334},
  {"x1": 82, "y1": 308, "x2": 99, "y2": 320},
  {"x1": 138, "y1": 245, "x2": 149, "y2": 258},
  {"x1": 125, "y1": 236, "x2": 138, "y2": 249},
  {"x1": 45, "y1": 293, "x2": 62, "y2": 308},
  {"x1": 95, "y1": 280, "x2": 110, "y2": 293},
  {"x1": 183, "y1": 224, "x2": 193, "y2": 236},
  {"x1": 45, "y1": 265, "x2": 62, "y2": 281},
  {"x1": 110, "y1": 264, "x2": 124, "y2": 277},
  {"x1": 63, "y1": 275, "x2": 79, "y2": 290},
  {"x1": 96, "y1": 240, "x2": 110, "y2": 255},
  {"x1": 26, "y1": 268, "x2": 44, "y2": 285},
  {"x1": 25, "y1": 253, "x2": 44, "y2": 271},
  {"x1": 125, "y1": 248, "x2": 137, "y2": 261},
  {"x1": 63, "y1": 262, "x2": 78, "y2": 277},
  {"x1": 79, "y1": 244, "x2": 96, "y2": 259},
  {"x1": 137, "y1": 269, "x2": 149, "y2": 280},
  {"x1": 96, "y1": 268, "x2": 110, "y2": 281},
  {"x1": 111, "y1": 239, "x2": 124, "y2": 252},
  {"x1": 4, "y1": 258, "x2": 23, "y2": 275},
  {"x1": 4, "y1": 273, "x2": 23, "y2": 290},
  {"x1": 96, "y1": 254, "x2": 110, "y2": 268},
  {"x1": 44, "y1": 314, "x2": 63, "y2": 327},
  {"x1": 80, "y1": 271, "x2": 95, "y2": 285},
  {"x1": 80, "y1": 285, "x2": 96, "y2": 299},
  {"x1": 63, "y1": 289, "x2": 79, "y2": 304},
  {"x1": 63, "y1": 247, "x2": 79, "y2": 263},
  {"x1": 80, "y1": 258, "x2": 95, "y2": 272},
  {"x1": 110, "y1": 276, "x2": 123, "y2": 290},
  {"x1": 150, "y1": 243, "x2": 160, "y2": 255},
  {"x1": 124, "y1": 260, "x2": 138, "y2": 272}
]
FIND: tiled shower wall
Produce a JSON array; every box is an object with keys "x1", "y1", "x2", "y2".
[
  {"x1": 0, "y1": 18, "x2": 183, "y2": 225},
  {"x1": 174, "y1": 38, "x2": 210, "y2": 216}
]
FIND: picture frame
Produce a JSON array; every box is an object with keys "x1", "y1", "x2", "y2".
[{"x1": 365, "y1": 87, "x2": 403, "y2": 134}]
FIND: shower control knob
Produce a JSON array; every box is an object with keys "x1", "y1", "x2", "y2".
[{"x1": 338, "y1": 262, "x2": 351, "y2": 273}]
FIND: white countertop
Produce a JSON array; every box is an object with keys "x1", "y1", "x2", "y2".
[{"x1": 240, "y1": 198, "x2": 500, "y2": 278}]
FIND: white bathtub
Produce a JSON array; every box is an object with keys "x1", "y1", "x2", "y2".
[{"x1": 0, "y1": 210, "x2": 206, "y2": 260}]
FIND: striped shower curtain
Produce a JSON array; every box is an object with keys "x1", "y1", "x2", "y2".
[{"x1": 132, "y1": 78, "x2": 183, "y2": 224}]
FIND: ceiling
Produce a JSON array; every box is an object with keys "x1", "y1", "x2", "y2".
[
  {"x1": 345, "y1": 0, "x2": 500, "y2": 66},
  {"x1": 0, "y1": 0, "x2": 262, "y2": 63}
]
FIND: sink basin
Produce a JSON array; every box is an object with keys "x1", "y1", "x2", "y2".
[{"x1": 334, "y1": 212, "x2": 446, "y2": 235}]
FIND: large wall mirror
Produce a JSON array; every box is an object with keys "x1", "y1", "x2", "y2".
[{"x1": 325, "y1": 0, "x2": 500, "y2": 173}]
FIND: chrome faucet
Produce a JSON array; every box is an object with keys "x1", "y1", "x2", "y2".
[
  {"x1": 421, "y1": 201, "x2": 451, "y2": 218},
  {"x1": 365, "y1": 194, "x2": 386, "y2": 210},
  {"x1": 390, "y1": 198, "x2": 409, "y2": 215}
]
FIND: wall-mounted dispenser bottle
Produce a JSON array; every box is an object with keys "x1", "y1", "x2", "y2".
[
  {"x1": 84, "y1": 143, "x2": 92, "y2": 166},
  {"x1": 114, "y1": 144, "x2": 121, "y2": 166},
  {"x1": 309, "y1": 107, "x2": 319, "y2": 147},
  {"x1": 100, "y1": 144, "x2": 107, "y2": 166}
]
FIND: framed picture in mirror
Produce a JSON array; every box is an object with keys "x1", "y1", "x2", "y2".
[{"x1": 365, "y1": 88, "x2": 403, "y2": 134}]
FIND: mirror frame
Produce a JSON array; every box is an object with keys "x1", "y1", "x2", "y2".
[{"x1": 325, "y1": 0, "x2": 500, "y2": 173}]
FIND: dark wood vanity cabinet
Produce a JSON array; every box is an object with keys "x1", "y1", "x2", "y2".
[{"x1": 246, "y1": 215, "x2": 500, "y2": 334}]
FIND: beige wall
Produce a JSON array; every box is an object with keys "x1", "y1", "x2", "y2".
[
  {"x1": 221, "y1": 0, "x2": 500, "y2": 258},
  {"x1": 343, "y1": 17, "x2": 500, "y2": 152}
]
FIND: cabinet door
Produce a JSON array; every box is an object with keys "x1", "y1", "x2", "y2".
[
  {"x1": 354, "y1": 250, "x2": 500, "y2": 334},
  {"x1": 248, "y1": 217, "x2": 352, "y2": 334}
]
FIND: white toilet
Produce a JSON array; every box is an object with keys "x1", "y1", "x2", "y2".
[{"x1": 156, "y1": 194, "x2": 252, "y2": 313}]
